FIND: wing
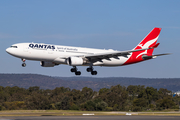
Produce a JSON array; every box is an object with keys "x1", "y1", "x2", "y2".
[{"x1": 79, "y1": 43, "x2": 160, "y2": 62}]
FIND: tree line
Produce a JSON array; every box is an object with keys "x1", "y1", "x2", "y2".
[{"x1": 0, "y1": 85, "x2": 180, "y2": 111}]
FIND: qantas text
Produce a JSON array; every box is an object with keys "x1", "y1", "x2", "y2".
[{"x1": 29, "y1": 44, "x2": 55, "y2": 49}]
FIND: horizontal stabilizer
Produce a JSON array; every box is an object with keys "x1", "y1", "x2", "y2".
[
  {"x1": 153, "y1": 53, "x2": 172, "y2": 56},
  {"x1": 152, "y1": 43, "x2": 160, "y2": 48},
  {"x1": 142, "y1": 53, "x2": 171, "y2": 60}
]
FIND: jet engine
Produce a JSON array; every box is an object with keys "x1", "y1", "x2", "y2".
[
  {"x1": 40, "y1": 61, "x2": 56, "y2": 67},
  {"x1": 67, "y1": 57, "x2": 84, "y2": 66}
]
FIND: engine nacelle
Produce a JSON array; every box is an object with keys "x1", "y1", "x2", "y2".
[
  {"x1": 40, "y1": 61, "x2": 55, "y2": 67},
  {"x1": 67, "y1": 57, "x2": 84, "y2": 66}
]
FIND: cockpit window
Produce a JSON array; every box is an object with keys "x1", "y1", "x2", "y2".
[{"x1": 10, "y1": 46, "x2": 18, "y2": 48}]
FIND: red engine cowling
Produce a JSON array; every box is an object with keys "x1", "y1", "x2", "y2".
[{"x1": 40, "y1": 61, "x2": 56, "y2": 67}]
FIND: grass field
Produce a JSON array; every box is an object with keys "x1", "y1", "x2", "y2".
[{"x1": 0, "y1": 110, "x2": 180, "y2": 116}]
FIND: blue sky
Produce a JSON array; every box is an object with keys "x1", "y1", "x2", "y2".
[{"x1": 0, "y1": 0, "x2": 180, "y2": 78}]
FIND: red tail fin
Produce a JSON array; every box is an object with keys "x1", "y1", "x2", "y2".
[
  {"x1": 123, "y1": 27, "x2": 161, "y2": 65},
  {"x1": 134, "y1": 27, "x2": 161, "y2": 55}
]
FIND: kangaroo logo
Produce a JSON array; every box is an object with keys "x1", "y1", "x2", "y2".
[{"x1": 136, "y1": 36, "x2": 159, "y2": 58}]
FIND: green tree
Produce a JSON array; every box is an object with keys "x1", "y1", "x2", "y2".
[
  {"x1": 98, "y1": 85, "x2": 128, "y2": 111},
  {"x1": 133, "y1": 98, "x2": 147, "y2": 107},
  {"x1": 158, "y1": 88, "x2": 171, "y2": 99},
  {"x1": 25, "y1": 93, "x2": 50, "y2": 110},
  {"x1": 156, "y1": 97, "x2": 175, "y2": 109}
]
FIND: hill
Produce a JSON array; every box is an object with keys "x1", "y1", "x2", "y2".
[{"x1": 0, "y1": 74, "x2": 180, "y2": 91}]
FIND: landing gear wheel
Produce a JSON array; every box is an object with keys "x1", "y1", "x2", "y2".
[
  {"x1": 87, "y1": 68, "x2": 93, "y2": 72},
  {"x1": 75, "y1": 71, "x2": 81, "y2": 75},
  {"x1": 21, "y1": 59, "x2": 26, "y2": 67},
  {"x1": 71, "y1": 66, "x2": 77, "y2": 72},
  {"x1": 70, "y1": 66, "x2": 81, "y2": 75},
  {"x1": 22, "y1": 63, "x2": 26, "y2": 67},
  {"x1": 91, "y1": 71, "x2": 97, "y2": 75},
  {"x1": 71, "y1": 68, "x2": 77, "y2": 72}
]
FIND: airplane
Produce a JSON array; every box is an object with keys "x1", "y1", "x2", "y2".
[{"x1": 6, "y1": 27, "x2": 169, "y2": 75}]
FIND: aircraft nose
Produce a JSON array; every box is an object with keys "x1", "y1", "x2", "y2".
[{"x1": 6, "y1": 48, "x2": 11, "y2": 54}]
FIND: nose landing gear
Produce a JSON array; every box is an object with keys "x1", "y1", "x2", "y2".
[{"x1": 21, "y1": 59, "x2": 26, "y2": 67}]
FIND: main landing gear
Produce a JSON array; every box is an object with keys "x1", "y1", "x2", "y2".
[
  {"x1": 87, "y1": 66, "x2": 97, "y2": 75},
  {"x1": 21, "y1": 59, "x2": 26, "y2": 67},
  {"x1": 71, "y1": 66, "x2": 97, "y2": 76},
  {"x1": 70, "y1": 66, "x2": 81, "y2": 75}
]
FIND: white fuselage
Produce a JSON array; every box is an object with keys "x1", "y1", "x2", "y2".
[{"x1": 6, "y1": 43, "x2": 130, "y2": 66}]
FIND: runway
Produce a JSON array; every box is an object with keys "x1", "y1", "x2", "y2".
[{"x1": 0, "y1": 116, "x2": 180, "y2": 120}]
